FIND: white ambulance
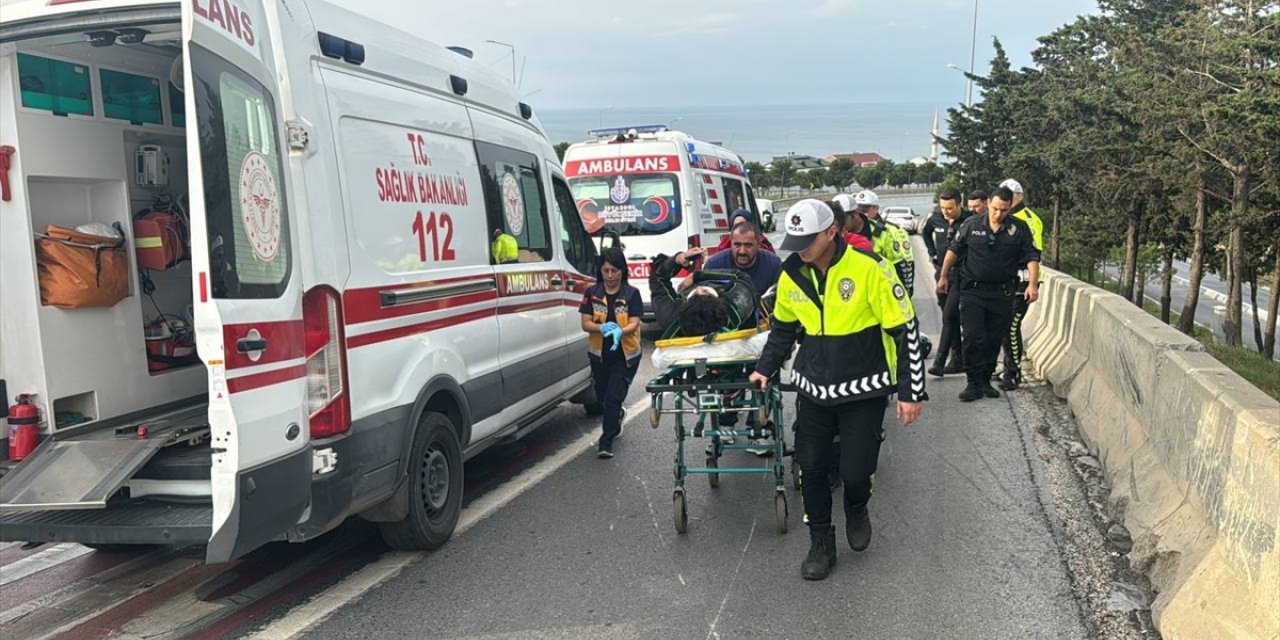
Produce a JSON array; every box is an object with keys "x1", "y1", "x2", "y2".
[
  {"x1": 0, "y1": 0, "x2": 600, "y2": 562},
  {"x1": 562, "y1": 127, "x2": 758, "y2": 317}
]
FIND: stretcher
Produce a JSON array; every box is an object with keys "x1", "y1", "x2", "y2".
[{"x1": 645, "y1": 328, "x2": 795, "y2": 535}]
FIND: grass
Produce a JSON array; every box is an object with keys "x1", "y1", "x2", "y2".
[{"x1": 1093, "y1": 278, "x2": 1279, "y2": 400}]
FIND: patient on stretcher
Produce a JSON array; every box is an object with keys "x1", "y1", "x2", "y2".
[{"x1": 648, "y1": 252, "x2": 776, "y2": 368}]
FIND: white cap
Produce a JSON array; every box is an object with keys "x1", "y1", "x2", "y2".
[
  {"x1": 999, "y1": 178, "x2": 1024, "y2": 194},
  {"x1": 832, "y1": 193, "x2": 856, "y2": 212},
  {"x1": 854, "y1": 189, "x2": 879, "y2": 207},
  {"x1": 780, "y1": 199, "x2": 835, "y2": 252}
]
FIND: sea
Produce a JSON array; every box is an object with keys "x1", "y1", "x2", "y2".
[{"x1": 537, "y1": 102, "x2": 948, "y2": 164}]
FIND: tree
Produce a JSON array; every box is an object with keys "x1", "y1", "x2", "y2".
[
  {"x1": 826, "y1": 158, "x2": 856, "y2": 193},
  {"x1": 854, "y1": 165, "x2": 886, "y2": 190},
  {"x1": 803, "y1": 168, "x2": 829, "y2": 193},
  {"x1": 554, "y1": 141, "x2": 570, "y2": 162},
  {"x1": 772, "y1": 158, "x2": 795, "y2": 197},
  {"x1": 887, "y1": 162, "x2": 915, "y2": 188},
  {"x1": 745, "y1": 161, "x2": 769, "y2": 192}
]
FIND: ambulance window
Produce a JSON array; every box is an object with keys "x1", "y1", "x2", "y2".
[
  {"x1": 169, "y1": 83, "x2": 184, "y2": 128},
  {"x1": 99, "y1": 68, "x2": 163, "y2": 125},
  {"x1": 721, "y1": 177, "x2": 746, "y2": 216},
  {"x1": 191, "y1": 46, "x2": 291, "y2": 298},
  {"x1": 16, "y1": 53, "x2": 93, "y2": 117},
  {"x1": 476, "y1": 142, "x2": 552, "y2": 263},
  {"x1": 552, "y1": 175, "x2": 595, "y2": 275}
]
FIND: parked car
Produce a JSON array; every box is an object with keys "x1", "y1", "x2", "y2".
[{"x1": 882, "y1": 206, "x2": 919, "y2": 234}]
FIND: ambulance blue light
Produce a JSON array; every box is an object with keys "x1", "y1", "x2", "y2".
[
  {"x1": 587, "y1": 124, "x2": 668, "y2": 138},
  {"x1": 686, "y1": 143, "x2": 696, "y2": 153}
]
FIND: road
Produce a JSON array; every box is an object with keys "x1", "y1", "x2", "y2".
[
  {"x1": 0, "y1": 193, "x2": 1091, "y2": 639},
  {"x1": 1099, "y1": 258, "x2": 1272, "y2": 345}
]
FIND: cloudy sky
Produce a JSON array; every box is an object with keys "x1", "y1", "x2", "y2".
[{"x1": 335, "y1": 0, "x2": 1097, "y2": 109}]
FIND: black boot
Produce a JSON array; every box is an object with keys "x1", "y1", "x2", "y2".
[
  {"x1": 959, "y1": 384, "x2": 982, "y2": 402},
  {"x1": 801, "y1": 525, "x2": 837, "y2": 581},
  {"x1": 847, "y1": 508, "x2": 872, "y2": 551},
  {"x1": 928, "y1": 357, "x2": 946, "y2": 378},
  {"x1": 943, "y1": 347, "x2": 964, "y2": 374}
]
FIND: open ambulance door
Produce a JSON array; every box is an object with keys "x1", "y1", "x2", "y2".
[{"x1": 182, "y1": 0, "x2": 310, "y2": 563}]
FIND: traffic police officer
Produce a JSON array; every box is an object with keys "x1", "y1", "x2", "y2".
[
  {"x1": 750, "y1": 199, "x2": 927, "y2": 581},
  {"x1": 936, "y1": 186, "x2": 1040, "y2": 402},
  {"x1": 997, "y1": 179, "x2": 1044, "y2": 390},
  {"x1": 854, "y1": 190, "x2": 915, "y2": 298}
]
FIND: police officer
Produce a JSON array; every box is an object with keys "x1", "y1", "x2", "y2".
[
  {"x1": 937, "y1": 186, "x2": 1040, "y2": 402},
  {"x1": 921, "y1": 188, "x2": 973, "y2": 377},
  {"x1": 855, "y1": 190, "x2": 915, "y2": 298},
  {"x1": 997, "y1": 179, "x2": 1045, "y2": 390},
  {"x1": 749, "y1": 199, "x2": 927, "y2": 581}
]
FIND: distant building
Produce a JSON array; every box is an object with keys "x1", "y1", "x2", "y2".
[
  {"x1": 908, "y1": 156, "x2": 931, "y2": 166},
  {"x1": 823, "y1": 152, "x2": 886, "y2": 168},
  {"x1": 767, "y1": 154, "x2": 828, "y2": 173}
]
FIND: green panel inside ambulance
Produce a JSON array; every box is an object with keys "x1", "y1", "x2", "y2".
[
  {"x1": 17, "y1": 53, "x2": 93, "y2": 116},
  {"x1": 100, "y1": 68, "x2": 163, "y2": 125}
]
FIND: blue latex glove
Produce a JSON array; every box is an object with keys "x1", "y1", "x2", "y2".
[{"x1": 599, "y1": 322, "x2": 623, "y2": 351}]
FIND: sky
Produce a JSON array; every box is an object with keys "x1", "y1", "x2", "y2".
[{"x1": 335, "y1": 0, "x2": 1099, "y2": 109}]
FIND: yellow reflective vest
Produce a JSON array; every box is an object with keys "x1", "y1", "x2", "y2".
[{"x1": 755, "y1": 239, "x2": 928, "y2": 404}]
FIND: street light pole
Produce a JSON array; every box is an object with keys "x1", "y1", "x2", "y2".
[
  {"x1": 598, "y1": 105, "x2": 613, "y2": 127},
  {"x1": 967, "y1": 0, "x2": 978, "y2": 107},
  {"x1": 947, "y1": 63, "x2": 973, "y2": 108},
  {"x1": 485, "y1": 40, "x2": 516, "y2": 85}
]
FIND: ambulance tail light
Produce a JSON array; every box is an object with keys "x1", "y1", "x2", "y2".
[{"x1": 304, "y1": 286, "x2": 350, "y2": 439}]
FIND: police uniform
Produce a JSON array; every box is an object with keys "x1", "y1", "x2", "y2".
[
  {"x1": 947, "y1": 214, "x2": 1040, "y2": 395},
  {"x1": 1000, "y1": 202, "x2": 1044, "y2": 385},
  {"x1": 755, "y1": 200, "x2": 927, "y2": 578},
  {"x1": 922, "y1": 208, "x2": 974, "y2": 373}
]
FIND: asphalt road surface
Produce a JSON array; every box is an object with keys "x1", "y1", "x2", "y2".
[
  {"x1": 0, "y1": 193, "x2": 1091, "y2": 639},
  {"x1": 1099, "y1": 258, "x2": 1272, "y2": 345}
]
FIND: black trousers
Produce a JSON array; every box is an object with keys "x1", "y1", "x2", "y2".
[
  {"x1": 1001, "y1": 291, "x2": 1031, "y2": 380},
  {"x1": 590, "y1": 356, "x2": 639, "y2": 446},
  {"x1": 795, "y1": 395, "x2": 887, "y2": 528},
  {"x1": 960, "y1": 289, "x2": 1014, "y2": 385},
  {"x1": 934, "y1": 270, "x2": 963, "y2": 368}
]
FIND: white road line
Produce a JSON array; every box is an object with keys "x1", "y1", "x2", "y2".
[
  {"x1": 0, "y1": 544, "x2": 93, "y2": 587},
  {"x1": 245, "y1": 397, "x2": 652, "y2": 640}
]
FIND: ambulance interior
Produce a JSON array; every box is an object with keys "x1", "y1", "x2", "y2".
[{"x1": 1, "y1": 20, "x2": 215, "y2": 509}]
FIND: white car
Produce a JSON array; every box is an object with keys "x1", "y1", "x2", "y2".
[{"x1": 882, "y1": 206, "x2": 919, "y2": 234}]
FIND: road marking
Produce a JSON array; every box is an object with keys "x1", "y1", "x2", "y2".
[
  {"x1": 0, "y1": 544, "x2": 93, "y2": 587},
  {"x1": 245, "y1": 397, "x2": 652, "y2": 640}
]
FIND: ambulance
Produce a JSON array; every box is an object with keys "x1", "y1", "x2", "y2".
[
  {"x1": 562, "y1": 127, "x2": 758, "y2": 317},
  {"x1": 0, "y1": 0, "x2": 600, "y2": 562}
]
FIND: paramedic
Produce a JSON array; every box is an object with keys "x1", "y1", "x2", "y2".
[
  {"x1": 749, "y1": 199, "x2": 928, "y2": 581},
  {"x1": 580, "y1": 247, "x2": 644, "y2": 459},
  {"x1": 936, "y1": 186, "x2": 1040, "y2": 403},
  {"x1": 829, "y1": 196, "x2": 875, "y2": 253}
]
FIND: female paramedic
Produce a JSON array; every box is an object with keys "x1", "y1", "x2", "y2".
[{"x1": 580, "y1": 247, "x2": 644, "y2": 459}]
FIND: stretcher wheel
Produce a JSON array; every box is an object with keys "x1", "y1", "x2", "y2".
[
  {"x1": 790, "y1": 457, "x2": 801, "y2": 491},
  {"x1": 706, "y1": 455, "x2": 719, "y2": 488},
  {"x1": 774, "y1": 491, "x2": 789, "y2": 534},
  {"x1": 649, "y1": 407, "x2": 660, "y2": 429},
  {"x1": 673, "y1": 491, "x2": 688, "y2": 534}
]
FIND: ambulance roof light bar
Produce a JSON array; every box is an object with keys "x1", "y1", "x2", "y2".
[{"x1": 587, "y1": 124, "x2": 669, "y2": 139}]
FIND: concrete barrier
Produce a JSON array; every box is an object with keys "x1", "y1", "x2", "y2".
[{"x1": 1024, "y1": 269, "x2": 1279, "y2": 640}]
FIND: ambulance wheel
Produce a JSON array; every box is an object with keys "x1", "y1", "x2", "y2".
[
  {"x1": 379, "y1": 411, "x2": 463, "y2": 551},
  {"x1": 706, "y1": 455, "x2": 719, "y2": 488}
]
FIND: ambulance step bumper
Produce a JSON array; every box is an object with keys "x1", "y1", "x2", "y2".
[{"x1": 0, "y1": 501, "x2": 211, "y2": 545}]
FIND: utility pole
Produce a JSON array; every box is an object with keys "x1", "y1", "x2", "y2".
[{"x1": 967, "y1": 0, "x2": 978, "y2": 107}]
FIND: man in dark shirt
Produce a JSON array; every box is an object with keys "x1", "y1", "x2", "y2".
[
  {"x1": 936, "y1": 186, "x2": 1040, "y2": 402},
  {"x1": 921, "y1": 188, "x2": 973, "y2": 377}
]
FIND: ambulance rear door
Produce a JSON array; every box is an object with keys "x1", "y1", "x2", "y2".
[{"x1": 182, "y1": 0, "x2": 310, "y2": 562}]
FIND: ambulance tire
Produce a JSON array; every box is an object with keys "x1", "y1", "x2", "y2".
[{"x1": 379, "y1": 411, "x2": 463, "y2": 551}]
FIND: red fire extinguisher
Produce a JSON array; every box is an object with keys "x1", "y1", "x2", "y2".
[{"x1": 8, "y1": 395, "x2": 40, "y2": 461}]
